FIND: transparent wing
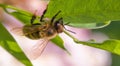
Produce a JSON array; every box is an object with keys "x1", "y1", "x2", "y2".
[
  {"x1": 10, "y1": 27, "x2": 24, "y2": 36},
  {"x1": 29, "y1": 39, "x2": 49, "y2": 60}
]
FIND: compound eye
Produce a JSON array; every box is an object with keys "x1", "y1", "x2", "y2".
[
  {"x1": 56, "y1": 23, "x2": 64, "y2": 33},
  {"x1": 54, "y1": 18, "x2": 64, "y2": 33}
]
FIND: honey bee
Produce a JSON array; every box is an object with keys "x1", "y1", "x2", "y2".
[
  {"x1": 20, "y1": 8, "x2": 65, "y2": 59},
  {"x1": 23, "y1": 10, "x2": 63, "y2": 40}
]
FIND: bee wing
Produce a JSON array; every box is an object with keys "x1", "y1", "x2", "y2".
[
  {"x1": 10, "y1": 27, "x2": 24, "y2": 36},
  {"x1": 29, "y1": 39, "x2": 49, "y2": 60}
]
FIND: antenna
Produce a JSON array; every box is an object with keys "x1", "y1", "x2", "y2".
[
  {"x1": 64, "y1": 27, "x2": 76, "y2": 34},
  {"x1": 63, "y1": 22, "x2": 76, "y2": 34}
]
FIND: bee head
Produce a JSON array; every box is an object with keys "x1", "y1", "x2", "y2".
[
  {"x1": 51, "y1": 11, "x2": 75, "y2": 34},
  {"x1": 54, "y1": 18, "x2": 64, "y2": 33}
]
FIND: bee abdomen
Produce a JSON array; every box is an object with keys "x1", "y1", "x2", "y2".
[{"x1": 25, "y1": 31, "x2": 41, "y2": 40}]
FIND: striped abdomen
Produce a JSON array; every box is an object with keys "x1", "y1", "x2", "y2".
[
  {"x1": 22, "y1": 25, "x2": 42, "y2": 39},
  {"x1": 22, "y1": 24, "x2": 57, "y2": 40}
]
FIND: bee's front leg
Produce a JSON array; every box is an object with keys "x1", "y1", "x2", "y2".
[
  {"x1": 40, "y1": 6, "x2": 48, "y2": 22},
  {"x1": 51, "y1": 11, "x2": 61, "y2": 24},
  {"x1": 31, "y1": 14, "x2": 36, "y2": 25}
]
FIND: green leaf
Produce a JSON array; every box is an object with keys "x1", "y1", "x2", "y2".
[
  {"x1": 93, "y1": 21, "x2": 120, "y2": 56},
  {"x1": 0, "y1": 23, "x2": 32, "y2": 66},
  {"x1": 51, "y1": 35, "x2": 64, "y2": 49},
  {"x1": 45, "y1": 0, "x2": 120, "y2": 28},
  {"x1": 0, "y1": 4, "x2": 32, "y2": 16},
  {"x1": 64, "y1": 30, "x2": 120, "y2": 56},
  {"x1": 51, "y1": 35, "x2": 70, "y2": 54},
  {"x1": 0, "y1": 4, "x2": 33, "y2": 24},
  {"x1": 112, "y1": 54, "x2": 120, "y2": 66},
  {"x1": 94, "y1": 21, "x2": 120, "y2": 39},
  {"x1": 86, "y1": 39, "x2": 120, "y2": 55},
  {"x1": 10, "y1": 12, "x2": 32, "y2": 24},
  {"x1": 86, "y1": 40, "x2": 120, "y2": 55},
  {"x1": 45, "y1": 0, "x2": 120, "y2": 56}
]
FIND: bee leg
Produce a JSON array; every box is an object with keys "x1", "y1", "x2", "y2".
[
  {"x1": 31, "y1": 14, "x2": 36, "y2": 25},
  {"x1": 51, "y1": 11, "x2": 61, "y2": 23},
  {"x1": 40, "y1": 6, "x2": 48, "y2": 22},
  {"x1": 55, "y1": 17, "x2": 63, "y2": 25},
  {"x1": 56, "y1": 18, "x2": 70, "y2": 26}
]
